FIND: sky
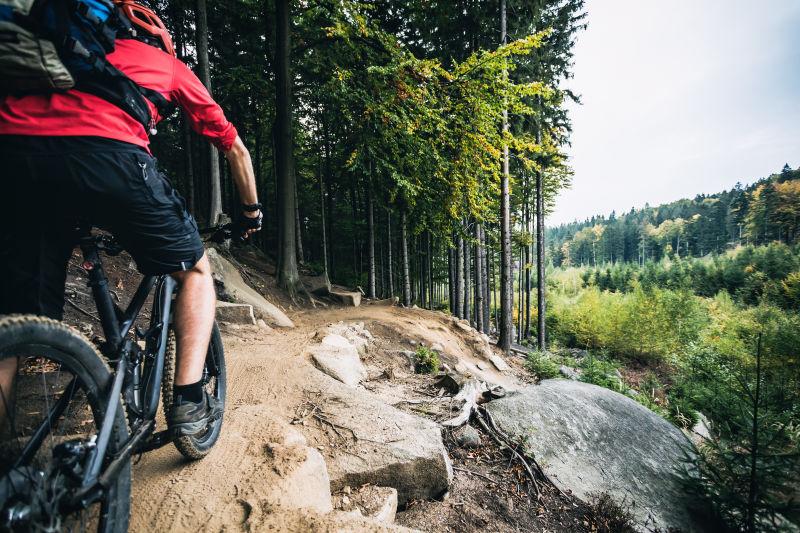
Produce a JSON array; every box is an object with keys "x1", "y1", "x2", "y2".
[{"x1": 550, "y1": 0, "x2": 800, "y2": 226}]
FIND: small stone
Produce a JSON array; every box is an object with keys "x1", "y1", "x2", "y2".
[
  {"x1": 454, "y1": 425, "x2": 481, "y2": 448},
  {"x1": 431, "y1": 342, "x2": 445, "y2": 353},
  {"x1": 489, "y1": 355, "x2": 510, "y2": 372},
  {"x1": 256, "y1": 319, "x2": 272, "y2": 331},
  {"x1": 559, "y1": 365, "x2": 581, "y2": 380}
]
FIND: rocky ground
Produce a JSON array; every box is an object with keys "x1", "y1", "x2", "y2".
[{"x1": 62, "y1": 243, "x2": 701, "y2": 532}]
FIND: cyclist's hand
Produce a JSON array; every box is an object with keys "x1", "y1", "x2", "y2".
[{"x1": 235, "y1": 210, "x2": 263, "y2": 240}]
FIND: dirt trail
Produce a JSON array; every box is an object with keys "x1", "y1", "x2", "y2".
[{"x1": 129, "y1": 305, "x2": 461, "y2": 532}]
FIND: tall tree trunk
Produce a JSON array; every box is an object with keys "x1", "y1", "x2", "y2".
[
  {"x1": 498, "y1": 0, "x2": 513, "y2": 353},
  {"x1": 483, "y1": 226, "x2": 491, "y2": 332},
  {"x1": 294, "y1": 181, "x2": 304, "y2": 263},
  {"x1": 475, "y1": 223, "x2": 485, "y2": 332},
  {"x1": 524, "y1": 173, "x2": 531, "y2": 339},
  {"x1": 367, "y1": 181, "x2": 376, "y2": 299},
  {"x1": 448, "y1": 245, "x2": 455, "y2": 313},
  {"x1": 195, "y1": 0, "x2": 222, "y2": 224},
  {"x1": 463, "y1": 227, "x2": 471, "y2": 324},
  {"x1": 401, "y1": 212, "x2": 412, "y2": 307},
  {"x1": 427, "y1": 233, "x2": 433, "y2": 309},
  {"x1": 455, "y1": 233, "x2": 464, "y2": 318},
  {"x1": 536, "y1": 163, "x2": 546, "y2": 350},
  {"x1": 387, "y1": 210, "x2": 394, "y2": 297},
  {"x1": 323, "y1": 119, "x2": 335, "y2": 277},
  {"x1": 274, "y1": 0, "x2": 299, "y2": 293},
  {"x1": 318, "y1": 157, "x2": 331, "y2": 289}
]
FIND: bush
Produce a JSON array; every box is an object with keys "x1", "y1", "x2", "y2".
[
  {"x1": 414, "y1": 346, "x2": 440, "y2": 374},
  {"x1": 524, "y1": 350, "x2": 560, "y2": 380},
  {"x1": 682, "y1": 326, "x2": 800, "y2": 532},
  {"x1": 578, "y1": 354, "x2": 625, "y2": 393}
]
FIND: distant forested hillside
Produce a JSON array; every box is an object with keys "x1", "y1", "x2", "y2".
[{"x1": 547, "y1": 164, "x2": 800, "y2": 266}]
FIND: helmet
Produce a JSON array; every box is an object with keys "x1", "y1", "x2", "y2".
[{"x1": 115, "y1": 1, "x2": 175, "y2": 57}]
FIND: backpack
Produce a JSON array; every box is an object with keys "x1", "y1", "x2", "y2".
[{"x1": 0, "y1": 0, "x2": 173, "y2": 132}]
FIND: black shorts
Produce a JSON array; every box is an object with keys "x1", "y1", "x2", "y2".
[{"x1": 0, "y1": 135, "x2": 204, "y2": 319}]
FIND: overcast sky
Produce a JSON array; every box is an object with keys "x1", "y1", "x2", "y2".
[{"x1": 550, "y1": 0, "x2": 800, "y2": 226}]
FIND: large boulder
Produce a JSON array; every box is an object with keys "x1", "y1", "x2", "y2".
[
  {"x1": 206, "y1": 247, "x2": 294, "y2": 328},
  {"x1": 485, "y1": 380, "x2": 698, "y2": 532},
  {"x1": 304, "y1": 371, "x2": 452, "y2": 506}
]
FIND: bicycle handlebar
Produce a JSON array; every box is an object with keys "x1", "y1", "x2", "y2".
[{"x1": 199, "y1": 223, "x2": 246, "y2": 244}]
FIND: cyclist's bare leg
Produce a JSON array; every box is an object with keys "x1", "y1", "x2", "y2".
[{"x1": 170, "y1": 253, "x2": 215, "y2": 386}]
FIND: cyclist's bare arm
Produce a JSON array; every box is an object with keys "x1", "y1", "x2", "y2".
[{"x1": 224, "y1": 135, "x2": 260, "y2": 228}]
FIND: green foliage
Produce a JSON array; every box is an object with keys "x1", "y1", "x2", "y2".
[
  {"x1": 548, "y1": 169, "x2": 800, "y2": 268},
  {"x1": 524, "y1": 350, "x2": 560, "y2": 380},
  {"x1": 577, "y1": 354, "x2": 624, "y2": 393},
  {"x1": 682, "y1": 332, "x2": 800, "y2": 532},
  {"x1": 575, "y1": 242, "x2": 800, "y2": 311},
  {"x1": 549, "y1": 285, "x2": 707, "y2": 362},
  {"x1": 414, "y1": 346, "x2": 440, "y2": 374}
]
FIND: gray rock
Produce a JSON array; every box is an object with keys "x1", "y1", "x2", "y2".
[
  {"x1": 306, "y1": 372, "x2": 452, "y2": 505},
  {"x1": 486, "y1": 380, "x2": 697, "y2": 532},
  {"x1": 333, "y1": 485, "x2": 398, "y2": 524},
  {"x1": 207, "y1": 248, "x2": 294, "y2": 328},
  {"x1": 309, "y1": 341, "x2": 367, "y2": 387},
  {"x1": 453, "y1": 425, "x2": 481, "y2": 449},
  {"x1": 489, "y1": 355, "x2": 511, "y2": 372},
  {"x1": 559, "y1": 365, "x2": 581, "y2": 380},
  {"x1": 330, "y1": 289, "x2": 362, "y2": 307},
  {"x1": 215, "y1": 301, "x2": 256, "y2": 325}
]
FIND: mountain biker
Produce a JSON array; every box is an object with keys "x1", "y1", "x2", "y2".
[{"x1": 0, "y1": 0, "x2": 261, "y2": 436}]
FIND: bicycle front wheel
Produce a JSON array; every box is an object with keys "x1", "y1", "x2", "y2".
[{"x1": 0, "y1": 315, "x2": 131, "y2": 533}]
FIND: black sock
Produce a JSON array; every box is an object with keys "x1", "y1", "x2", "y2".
[{"x1": 174, "y1": 380, "x2": 203, "y2": 404}]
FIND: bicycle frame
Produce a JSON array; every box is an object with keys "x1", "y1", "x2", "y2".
[{"x1": 66, "y1": 233, "x2": 176, "y2": 503}]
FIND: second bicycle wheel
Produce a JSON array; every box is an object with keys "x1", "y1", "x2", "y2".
[{"x1": 162, "y1": 321, "x2": 226, "y2": 460}]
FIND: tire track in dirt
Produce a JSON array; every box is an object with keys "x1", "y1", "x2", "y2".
[{"x1": 129, "y1": 326, "x2": 312, "y2": 532}]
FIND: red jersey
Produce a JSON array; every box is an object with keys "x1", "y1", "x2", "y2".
[{"x1": 0, "y1": 39, "x2": 237, "y2": 152}]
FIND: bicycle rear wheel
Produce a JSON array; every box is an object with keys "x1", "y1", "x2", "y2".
[
  {"x1": 162, "y1": 321, "x2": 226, "y2": 460},
  {"x1": 0, "y1": 315, "x2": 131, "y2": 532}
]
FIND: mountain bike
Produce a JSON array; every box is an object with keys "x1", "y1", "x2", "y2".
[{"x1": 0, "y1": 224, "x2": 233, "y2": 532}]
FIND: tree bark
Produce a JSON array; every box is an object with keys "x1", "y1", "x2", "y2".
[
  {"x1": 535, "y1": 136, "x2": 546, "y2": 350},
  {"x1": 474, "y1": 223, "x2": 485, "y2": 332},
  {"x1": 387, "y1": 210, "x2": 394, "y2": 297},
  {"x1": 295, "y1": 181, "x2": 304, "y2": 263},
  {"x1": 318, "y1": 157, "x2": 331, "y2": 289},
  {"x1": 274, "y1": 0, "x2": 299, "y2": 294},
  {"x1": 455, "y1": 233, "x2": 464, "y2": 318},
  {"x1": 195, "y1": 0, "x2": 222, "y2": 224},
  {"x1": 448, "y1": 244, "x2": 455, "y2": 313},
  {"x1": 367, "y1": 180, "x2": 376, "y2": 299},
  {"x1": 498, "y1": 0, "x2": 512, "y2": 353},
  {"x1": 463, "y1": 226, "x2": 471, "y2": 324},
  {"x1": 401, "y1": 211, "x2": 412, "y2": 307}
]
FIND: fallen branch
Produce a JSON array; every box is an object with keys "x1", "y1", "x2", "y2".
[
  {"x1": 66, "y1": 299, "x2": 100, "y2": 321},
  {"x1": 452, "y1": 466, "x2": 499, "y2": 485}
]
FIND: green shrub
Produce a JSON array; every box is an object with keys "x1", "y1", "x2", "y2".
[
  {"x1": 414, "y1": 346, "x2": 440, "y2": 374},
  {"x1": 578, "y1": 354, "x2": 625, "y2": 393},
  {"x1": 524, "y1": 350, "x2": 560, "y2": 380}
]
